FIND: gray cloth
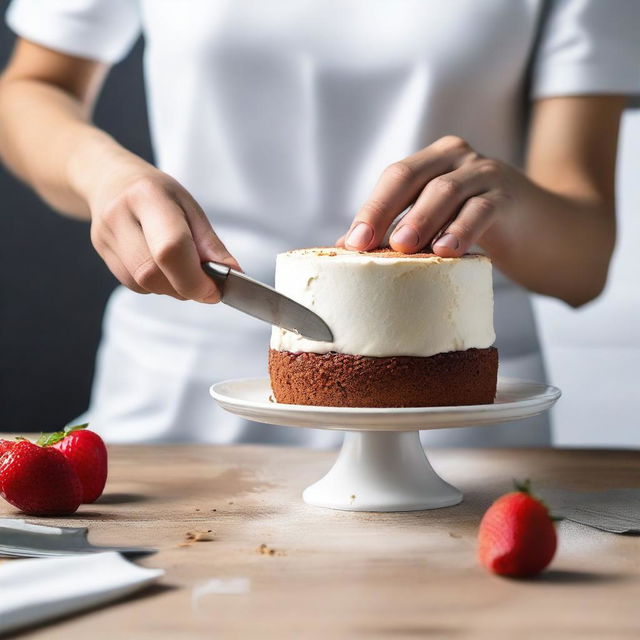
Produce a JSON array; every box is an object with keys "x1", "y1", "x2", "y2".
[{"x1": 541, "y1": 488, "x2": 640, "y2": 534}]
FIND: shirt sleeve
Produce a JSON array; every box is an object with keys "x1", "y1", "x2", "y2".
[
  {"x1": 5, "y1": 0, "x2": 142, "y2": 64},
  {"x1": 531, "y1": 0, "x2": 640, "y2": 99}
]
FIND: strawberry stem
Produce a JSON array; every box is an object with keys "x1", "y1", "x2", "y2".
[
  {"x1": 513, "y1": 478, "x2": 532, "y2": 494},
  {"x1": 512, "y1": 478, "x2": 555, "y2": 516},
  {"x1": 64, "y1": 423, "x2": 89, "y2": 434}
]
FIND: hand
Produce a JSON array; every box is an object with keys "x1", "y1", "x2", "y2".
[
  {"x1": 341, "y1": 135, "x2": 524, "y2": 257},
  {"x1": 86, "y1": 157, "x2": 239, "y2": 302}
]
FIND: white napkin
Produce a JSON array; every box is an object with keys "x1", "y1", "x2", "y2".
[{"x1": 0, "y1": 552, "x2": 164, "y2": 635}]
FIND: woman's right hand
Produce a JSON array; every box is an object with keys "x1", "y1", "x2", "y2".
[
  {"x1": 85, "y1": 156, "x2": 240, "y2": 302},
  {"x1": 0, "y1": 39, "x2": 238, "y2": 303}
]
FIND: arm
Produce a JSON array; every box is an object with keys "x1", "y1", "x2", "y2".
[
  {"x1": 342, "y1": 96, "x2": 626, "y2": 308},
  {"x1": 0, "y1": 38, "x2": 238, "y2": 301}
]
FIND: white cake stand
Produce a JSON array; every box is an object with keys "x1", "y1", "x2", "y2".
[{"x1": 210, "y1": 377, "x2": 560, "y2": 512}]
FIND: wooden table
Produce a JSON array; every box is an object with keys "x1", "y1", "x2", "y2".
[{"x1": 2, "y1": 445, "x2": 639, "y2": 639}]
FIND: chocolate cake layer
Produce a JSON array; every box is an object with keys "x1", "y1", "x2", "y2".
[{"x1": 269, "y1": 347, "x2": 498, "y2": 408}]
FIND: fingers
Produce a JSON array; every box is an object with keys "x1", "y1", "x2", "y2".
[
  {"x1": 114, "y1": 212, "x2": 188, "y2": 299},
  {"x1": 91, "y1": 174, "x2": 242, "y2": 303},
  {"x1": 98, "y1": 246, "x2": 148, "y2": 295},
  {"x1": 92, "y1": 208, "x2": 182, "y2": 298},
  {"x1": 136, "y1": 198, "x2": 222, "y2": 303},
  {"x1": 177, "y1": 191, "x2": 241, "y2": 273},
  {"x1": 178, "y1": 194, "x2": 243, "y2": 302},
  {"x1": 432, "y1": 191, "x2": 505, "y2": 258},
  {"x1": 345, "y1": 136, "x2": 472, "y2": 251},
  {"x1": 389, "y1": 157, "x2": 499, "y2": 253}
]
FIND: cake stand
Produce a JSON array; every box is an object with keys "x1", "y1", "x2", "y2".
[{"x1": 210, "y1": 377, "x2": 560, "y2": 512}]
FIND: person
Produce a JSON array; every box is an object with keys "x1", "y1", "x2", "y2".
[{"x1": 0, "y1": 1, "x2": 638, "y2": 446}]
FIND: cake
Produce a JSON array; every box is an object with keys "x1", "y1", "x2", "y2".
[{"x1": 269, "y1": 248, "x2": 498, "y2": 407}]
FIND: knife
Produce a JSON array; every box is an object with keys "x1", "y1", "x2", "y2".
[{"x1": 202, "y1": 262, "x2": 333, "y2": 342}]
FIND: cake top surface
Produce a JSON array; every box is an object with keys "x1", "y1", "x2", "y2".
[
  {"x1": 272, "y1": 246, "x2": 495, "y2": 358},
  {"x1": 280, "y1": 247, "x2": 489, "y2": 264}
]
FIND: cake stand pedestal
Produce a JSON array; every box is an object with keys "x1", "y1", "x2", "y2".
[
  {"x1": 303, "y1": 430, "x2": 461, "y2": 510},
  {"x1": 210, "y1": 377, "x2": 560, "y2": 512}
]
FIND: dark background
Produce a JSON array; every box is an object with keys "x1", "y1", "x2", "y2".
[{"x1": 0, "y1": 27, "x2": 151, "y2": 432}]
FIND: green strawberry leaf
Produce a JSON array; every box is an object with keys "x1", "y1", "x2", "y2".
[
  {"x1": 37, "y1": 423, "x2": 89, "y2": 447},
  {"x1": 36, "y1": 430, "x2": 66, "y2": 447}
]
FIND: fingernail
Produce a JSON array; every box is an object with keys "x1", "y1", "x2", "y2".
[
  {"x1": 345, "y1": 223, "x2": 374, "y2": 250},
  {"x1": 433, "y1": 233, "x2": 459, "y2": 251},
  {"x1": 390, "y1": 225, "x2": 420, "y2": 249}
]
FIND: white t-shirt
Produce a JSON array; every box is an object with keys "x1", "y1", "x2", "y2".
[{"x1": 7, "y1": 0, "x2": 640, "y2": 445}]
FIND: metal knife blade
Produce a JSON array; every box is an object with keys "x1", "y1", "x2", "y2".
[{"x1": 202, "y1": 262, "x2": 333, "y2": 342}]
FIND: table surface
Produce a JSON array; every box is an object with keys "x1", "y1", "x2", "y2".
[{"x1": 2, "y1": 444, "x2": 639, "y2": 639}]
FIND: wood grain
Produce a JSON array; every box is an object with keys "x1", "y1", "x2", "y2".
[{"x1": 1, "y1": 445, "x2": 639, "y2": 639}]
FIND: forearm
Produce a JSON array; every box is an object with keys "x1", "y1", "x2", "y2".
[
  {"x1": 0, "y1": 39, "x2": 238, "y2": 304},
  {"x1": 481, "y1": 186, "x2": 615, "y2": 307},
  {"x1": 0, "y1": 76, "x2": 143, "y2": 219},
  {"x1": 493, "y1": 96, "x2": 624, "y2": 307}
]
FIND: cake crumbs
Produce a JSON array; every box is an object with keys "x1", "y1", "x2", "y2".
[
  {"x1": 179, "y1": 529, "x2": 214, "y2": 547},
  {"x1": 449, "y1": 531, "x2": 463, "y2": 539},
  {"x1": 257, "y1": 543, "x2": 285, "y2": 557}
]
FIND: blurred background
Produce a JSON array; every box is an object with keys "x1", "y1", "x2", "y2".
[{"x1": 1, "y1": 25, "x2": 638, "y2": 447}]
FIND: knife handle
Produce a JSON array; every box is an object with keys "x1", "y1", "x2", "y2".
[{"x1": 202, "y1": 261, "x2": 230, "y2": 292}]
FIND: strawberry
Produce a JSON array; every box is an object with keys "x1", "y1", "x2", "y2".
[
  {"x1": 0, "y1": 439, "x2": 15, "y2": 458},
  {"x1": 478, "y1": 479, "x2": 557, "y2": 577},
  {"x1": 39, "y1": 424, "x2": 108, "y2": 503},
  {"x1": 0, "y1": 440, "x2": 83, "y2": 516}
]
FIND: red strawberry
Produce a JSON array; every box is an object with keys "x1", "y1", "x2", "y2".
[
  {"x1": 39, "y1": 424, "x2": 108, "y2": 503},
  {"x1": 0, "y1": 439, "x2": 15, "y2": 458},
  {"x1": 478, "y1": 479, "x2": 557, "y2": 577},
  {"x1": 0, "y1": 440, "x2": 82, "y2": 516}
]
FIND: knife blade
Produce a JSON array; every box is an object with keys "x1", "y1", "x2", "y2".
[{"x1": 202, "y1": 262, "x2": 333, "y2": 342}]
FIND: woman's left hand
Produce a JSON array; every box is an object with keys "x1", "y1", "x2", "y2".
[{"x1": 340, "y1": 135, "x2": 525, "y2": 257}]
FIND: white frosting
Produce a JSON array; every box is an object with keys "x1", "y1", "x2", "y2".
[{"x1": 270, "y1": 248, "x2": 495, "y2": 358}]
